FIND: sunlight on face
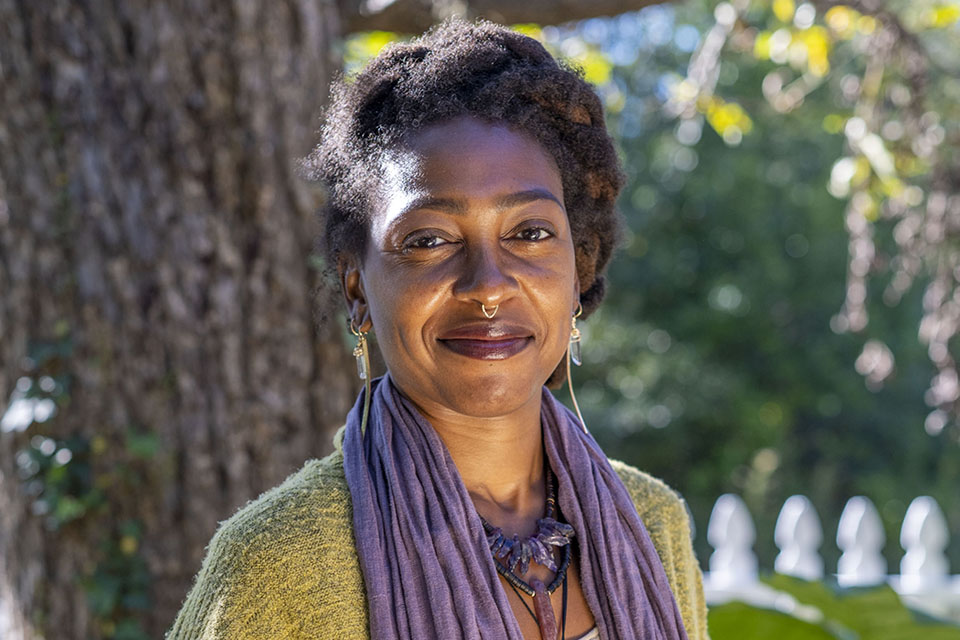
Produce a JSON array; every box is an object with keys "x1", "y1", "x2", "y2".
[{"x1": 355, "y1": 117, "x2": 578, "y2": 421}]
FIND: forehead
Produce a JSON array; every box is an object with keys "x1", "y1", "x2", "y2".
[{"x1": 371, "y1": 117, "x2": 564, "y2": 233}]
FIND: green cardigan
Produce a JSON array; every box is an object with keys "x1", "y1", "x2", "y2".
[{"x1": 167, "y1": 432, "x2": 709, "y2": 639}]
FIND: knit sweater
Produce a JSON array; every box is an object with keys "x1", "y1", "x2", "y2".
[{"x1": 167, "y1": 431, "x2": 709, "y2": 639}]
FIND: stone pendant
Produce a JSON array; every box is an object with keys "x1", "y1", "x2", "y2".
[
  {"x1": 569, "y1": 332, "x2": 582, "y2": 366},
  {"x1": 353, "y1": 342, "x2": 368, "y2": 380},
  {"x1": 530, "y1": 578, "x2": 557, "y2": 640}
]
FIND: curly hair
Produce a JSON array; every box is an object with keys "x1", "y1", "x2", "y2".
[{"x1": 304, "y1": 18, "x2": 625, "y2": 385}]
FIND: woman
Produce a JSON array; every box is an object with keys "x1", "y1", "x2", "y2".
[{"x1": 168, "y1": 19, "x2": 708, "y2": 640}]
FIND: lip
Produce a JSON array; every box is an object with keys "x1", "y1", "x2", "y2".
[{"x1": 437, "y1": 322, "x2": 534, "y2": 360}]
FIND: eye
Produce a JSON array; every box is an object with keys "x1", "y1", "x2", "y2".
[
  {"x1": 514, "y1": 226, "x2": 554, "y2": 242},
  {"x1": 401, "y1": 231, "x2": 452, "y2": 252}
]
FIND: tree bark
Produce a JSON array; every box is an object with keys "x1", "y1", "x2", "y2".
[
  {"x1": 0, "y1": 0, "x2": 351, "y2": 637},
  {"x1": 339, "y1": 0, "x2": 670, "y2": 34}
]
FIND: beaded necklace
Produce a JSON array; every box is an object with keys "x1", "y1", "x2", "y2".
[{"x1": 478, "y1": 467, "x2": 576, "y2": 640}]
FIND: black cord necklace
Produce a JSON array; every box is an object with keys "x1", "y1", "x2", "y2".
[
  {"x1": 505, "y1": 572, "x2": 569, "y2": 640},
  {"x1": 478, "y1": 467, "x2": 575, "y2": 640}
]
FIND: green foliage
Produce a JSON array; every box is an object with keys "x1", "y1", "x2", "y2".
[
  {"x1": 709, "y1": 602, "x2": 837, "y2": 640},
  {"x1": 708, "y1": 575, "x2": 960, "y2": 639},
  {"x1": 21, "y1": 433, "x2": 104, "y2": 529},
  {"x1": 339, "y1": 0, "x2": 960, "y2": 577},
  {"x1": 83, "y1": 520, "x2": 152, "y2": 640},
  {"x1": 541, "y1": 1, "x2": 960, "y2": 573},
  {"x1": 124, "y1": 428, "x2": 160, "y2": 460},
  {"x1": 343, "y1": 30, "x2": 405, "y2": 75},
  {"x1": 764, "y1": 574, "x2": 960, "y2": 638},
  {"x1": 3, "y1": 336, "x2": 153, "y2": 638},
  {"x1": 12, "y1": 336, "x2": 99, "y2": 530}
]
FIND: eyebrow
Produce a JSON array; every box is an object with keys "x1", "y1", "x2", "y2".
[{"x1": 396, "y1": 188, "x2": 565, "y2": 219}]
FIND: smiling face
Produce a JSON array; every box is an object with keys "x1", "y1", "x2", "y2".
[{"x1": 342, "y1": 117, "x2": 579, "y2": 420}]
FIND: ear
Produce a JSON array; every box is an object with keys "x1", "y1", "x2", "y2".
[{"x1": 339, "y1": 256, "x2": 372, "y2": 332}]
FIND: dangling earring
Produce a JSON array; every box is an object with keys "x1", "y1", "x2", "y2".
[
  {"x1": 569, "y1": 304, "x2": 583, "y2": 366},
  {"x1": 566, "y1": 304, "x2": 587, "y2": 433},
  {"x1": 350, "y1": 319, "x2": 372, "y2": 435}
]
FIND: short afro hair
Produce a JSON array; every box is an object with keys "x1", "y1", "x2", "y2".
[{"x1": 305, "y1": 18, "x2": 625, "y2": 385}]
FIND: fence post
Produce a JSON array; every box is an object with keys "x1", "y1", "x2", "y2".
[
  {"x1": 774, "y1": 495, "x2": 824, "y2": 580},
  {"x1": 899, "y1": 496, "x2": 950, "y2": 593},
  {"x1": 707, "y1": 493, "x2": 758, "y2": 589},
  {"x1": 836, "y1": 496, "x2": 886, "y2": 587}
]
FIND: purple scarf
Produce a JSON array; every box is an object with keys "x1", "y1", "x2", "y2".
[{"x1": 342, "y1": 374, "x2": 689, "y2": 639}]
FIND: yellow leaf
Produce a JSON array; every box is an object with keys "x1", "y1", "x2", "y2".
[
  {"x1": 895, "y1": 155, "x2": 931, "y2": 177},
  {"x1": 930, "y1": 5, "x2": 960, "y2": 27},
  {"x1": 345, "y1": 31, "x2": 401, "y2": 72},
  {"x1": 704, "y1": 96, "x2": 754, "y2": 138},
  {"x1": 823, "y1": 114, "x2": 846, "y2": 134},
  {"x1": 879, "y1": 176, "x2": 904, "y2": 198},
  {"x1": 754, "y1": 31, "x2": 772, "y2": 60},
  {"x1": 91, "y1": 436, "x2": 108, "y2": 455},
  {"x1": 573, "y1": 48, "x2": 613, "y2": 86},
  {"x1": 857, "y1": 15, "x2": 878, "y2": 34},
  {"x1": 120, "y1": 535, "x2": 139, "y2": 556},
  {"x1": 511, "y1": 23, "x2": 544, "y2": 40},
  {"x1": 773, "y1": 0, "x2": 796, "y2": 23},
  {"x1": 825, "y1": 5, "x2": 860, "y2": 39},
  {"x1": 853, "y1": 156, "x2": 872, "y2": 187},
  {"x1": 799, "y1": 26, "x2": 831, "y2": 76}
]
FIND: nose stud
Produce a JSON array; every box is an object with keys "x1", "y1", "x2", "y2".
[{"x1": 481, "y1": 304, "x2": 499, "y2": 319}]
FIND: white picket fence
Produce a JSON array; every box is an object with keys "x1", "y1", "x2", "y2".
[{"x1": 701, "y1": 493, "x2": 960, "y2": 623}]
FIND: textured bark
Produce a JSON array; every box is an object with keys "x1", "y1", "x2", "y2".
[
  {"x1": 0, "y1": 0, "x2": 352, "y2": 637},
  {"x1": 340, "y1": 0, "x2": 670, "y2": 34}
]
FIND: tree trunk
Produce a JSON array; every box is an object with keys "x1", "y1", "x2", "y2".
[{"x1": 0, "y1": 0, "x2": 352, "y2": 637}]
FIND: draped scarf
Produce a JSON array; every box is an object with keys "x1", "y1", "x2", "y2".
[{"x1": 341, "y1": 373, "x2": 689, "y2": 639}]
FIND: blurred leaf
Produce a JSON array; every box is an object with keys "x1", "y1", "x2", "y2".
[
  {"x1": 344, "y1": 30, "x2": 403, "y2": 74},
  {"x1": 763, "y1": 575, "x2": 960, "y2": 638},
  {"x1": 52, "y1": 495, "x2": 87, "y2": 525},
  {"x1": 708, "y1": 601, "x2": 840, "y2": 639},
  {"x1": 773, "y1": 0, "x2": 796, "y2": 24},
  {"x1": 124, "y1": 429, "x2": 159, "y2": 459}
]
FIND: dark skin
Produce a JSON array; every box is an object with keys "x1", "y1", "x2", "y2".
[{"x1": 341, "y1": 116, "x2": 596, "y2": 638}]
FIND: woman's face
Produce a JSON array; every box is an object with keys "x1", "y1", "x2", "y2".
[{"x1": 343, "y1": 116, "x2": 578, "y2": 420}]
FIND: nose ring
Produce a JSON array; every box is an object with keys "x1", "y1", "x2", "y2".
[{"x1": 481, "y1": 304, "x2": 499, "y2": 319}]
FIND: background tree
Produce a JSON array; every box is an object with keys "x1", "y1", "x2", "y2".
[{"x1": 0, "y1": 2, "x2": 665, "y2": 639}]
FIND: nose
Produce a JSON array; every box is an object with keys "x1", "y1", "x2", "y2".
[{"x1": 452, "y1": 240, "x2": 519, "y2": 308}]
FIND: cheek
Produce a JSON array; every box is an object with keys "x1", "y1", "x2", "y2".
[
  {"x1": 526, "y1": 259, "x2": 577, "y2": 339},
  {"x1": 529, "y1": 247, "x2": 577, "y2": 303},
  {"x1": 364, "y1": 267, "x2": 445, "y2": 346}
]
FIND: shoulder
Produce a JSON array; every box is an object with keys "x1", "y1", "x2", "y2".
[
  {"x1": 216, "y1": 449, "x2": 352, "y2": 551},
  {"x1": 606, "y1": 458, "x2": 695, "y2": 582},
  {"x1": 209, "y1": 448, "x2": 360, "y2": 593},
  {"x1": 608, "y1": 459, "x2": 693, "y2": 535},
  {"x1": 168, "y1": 449, "x2": 368, "y2": 639},
  {"x1": 609, "y1": 460, "x2": 688, "y2": 514},
  {"x1": 608, "y1": 458, "x2": 710, "y2": 640}
]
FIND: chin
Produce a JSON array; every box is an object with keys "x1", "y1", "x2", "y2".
[{"x1": 436, "y1": 371, "x2": 546, "y2": 419}]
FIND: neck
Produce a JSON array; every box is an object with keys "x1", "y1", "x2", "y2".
[{"x1": 416, "y1": 395, "x2": 547, "y2": 536}]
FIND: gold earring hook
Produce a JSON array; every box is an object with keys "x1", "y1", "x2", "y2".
[
  {"x1": 349, "y1": 318, "x2": 372, "y2": 435},
  {"x1": 350, "y1": 318, "x2": 364, "y2": 336}
]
